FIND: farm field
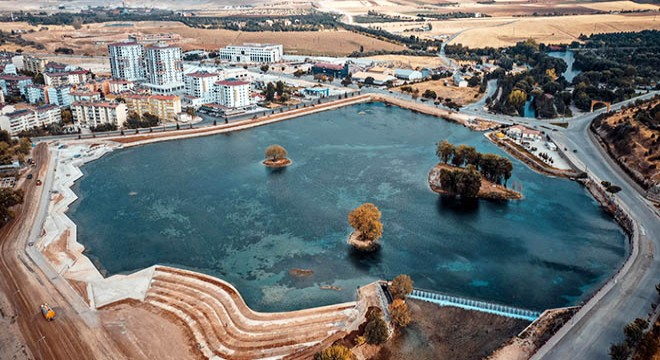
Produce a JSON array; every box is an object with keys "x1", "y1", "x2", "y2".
[
  {"x1": 370, "y1": 12, "x2": 660, "y2": 48},
  {"x1": 6, "y1": 21, "x2": 405, "y2": 57}
]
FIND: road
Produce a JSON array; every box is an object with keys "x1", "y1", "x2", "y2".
[
  {"x1": 0, "y1": 144, "x2": 130, "y2": 360},
  {"x1": 530, "y1": 92, "x2": 660, "y2": 360}
]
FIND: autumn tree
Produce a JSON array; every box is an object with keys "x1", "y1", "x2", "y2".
[
  {"x1": 314, "y1": 345, "x2": 355, "y2": 360},
  {"x1": 264, "y1": 144, "x2": 288, "y2": 161},
  {"x1": 436, "y1": 140, "x2": 455, "y2": 164},
  {"x1": 364, "y1": 313, "x2": 389, "y2": 344},
  {"x1": 389, "y1": 274, "x2": 413, "y2": 300},
  {"x1": 507, "y1": 89, "x2": 527, "y2": 108},
  {"x1": 389, "y1": 299, "x2": 411, "y2": 328},
  {"x1": 348, "y1": 203, "x2": 383, "y2": 243}
]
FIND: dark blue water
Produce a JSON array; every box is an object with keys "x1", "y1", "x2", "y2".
[
  {"x1": 548, "y1": 51, "x2": 581, "y2": 83},
  {"x1": 69, "y1": 103, "x2": 625, "y2": 312},
  {"x1": 523, "y1": 97, "x2": 536, "y2": 118}
]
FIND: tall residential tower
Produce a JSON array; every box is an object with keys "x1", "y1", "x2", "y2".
[{"x1": 108, "y1": 42, "x2": 145, "y2": 81}]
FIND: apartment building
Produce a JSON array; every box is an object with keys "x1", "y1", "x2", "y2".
[
  {"x1": 0, "y1": 105, "x2": 62, "y2": 135},
  {"x1": 215, "y1": 79, "x2": 250, "y2": 109},
  {"x1": 125, "y1": 94, "x2": 181, "y2": 121},
  {"x1": 184, "y1": 71, "x2": 219, "y2": 105},
  {"x1": 144, "y1": 44, "x2": 184, "y2": 94},
  {"x1": 71, "y1": 101, "x2": 127, "y2": 128},
  {"x1": 108, "y1": 42, "x2": 145, "y2": 81}
]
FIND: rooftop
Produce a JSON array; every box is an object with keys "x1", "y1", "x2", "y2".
[{"x1": 216, "y1": 80, "x2": 250, "y2": 86}]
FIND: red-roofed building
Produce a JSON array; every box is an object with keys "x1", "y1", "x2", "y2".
[
  {"x1": 184, "y1": 71, "x2": 219, "y2": 105},
  {"x1": 125, "y1": 94, "x2": 182, "y2": 121},
  {"x1": 71, "y1": 101, "x2": 128, "y2": 128},
  {"x1": 214, "y1": 79, "x2": 250, "y2": 109},
  {"x1": 312, "y1": 62, "x2": 349, "y2": 78}
]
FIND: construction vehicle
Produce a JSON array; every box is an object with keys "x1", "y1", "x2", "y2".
[{"x1": 40, "y1": 303, "x2": 55, "y2": 321}]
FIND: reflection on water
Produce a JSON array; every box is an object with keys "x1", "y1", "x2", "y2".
[{"x1": 69, "y1": 102, "x2": 625, "y2": 312}]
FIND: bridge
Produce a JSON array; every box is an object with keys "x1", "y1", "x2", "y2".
[{"x1": 408, "y1": 288, "x2": 541, "y2": 321}]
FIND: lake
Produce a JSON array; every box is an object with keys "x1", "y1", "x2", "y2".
[{"x1": 69, "y1": 102, "x2": 625, "y2": 312}]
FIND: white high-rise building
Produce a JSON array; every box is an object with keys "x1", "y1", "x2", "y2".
[
  {"x1": 108, "y1": 42, "x2": 145, "y2": 81},
  {"x1": 215, "y1": 79, "x2": 250, "y2": 109},
  {"x1": 144, "y1": 44, "x2": 184, "y2": 94},
  {"x1": 184, "y1": 72, "x2": 219, "y2": 105},
  {"x1": 219, "y1": 43, "x2": 283, "y2": 63}
]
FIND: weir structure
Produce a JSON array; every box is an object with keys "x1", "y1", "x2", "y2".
[{"x1": 408, "y1": 288, "x2": 541, "y2": 321}]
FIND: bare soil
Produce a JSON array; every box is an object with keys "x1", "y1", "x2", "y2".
[
  {"x1": 99, "y1": 300, "x2": 202, "y2": 360},
  {"x1": 393, "y1": 79, "x2": 481, "y2": 106},
  {"x1": 370, "y1": 300, "x2": 529, "y2": 360}
]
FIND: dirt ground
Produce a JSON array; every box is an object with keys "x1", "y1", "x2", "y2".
[
  {"x1": 99, "y1": 301, "x2": 202, "y2": 360},
  {"x1": 365, "y1": 300, "x2": 529, "y2": 360},
  {"x1": 10, "y1": 21, "x2": 404, "y2": 57},
  {"x1": 393, "y1": 78, "x2": 481, "y2": 106}
]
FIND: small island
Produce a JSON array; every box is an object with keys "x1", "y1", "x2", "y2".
[
  {"x1": 347, "y1": 203, "x2": 383, "y2": 251},
  {"x1": 262, "y1": 144, "x2": 292, "y2": 168},
  {"x1": 430, "y1": 140, "x2": 522, "y2": 200}
]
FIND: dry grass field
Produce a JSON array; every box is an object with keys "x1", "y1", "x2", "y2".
[
  {"x1": 370, "y1": 12, "x2": 660, "y2": 48},
  {"x1": 4, "y1": 21, "x2": 404, "y2": 57},
  {"x1": 365, "y1": 54, "x2": 447, "y2": 69},
  {"x1": 393, "y1": 78, "x2": 481, "y2": 106}
]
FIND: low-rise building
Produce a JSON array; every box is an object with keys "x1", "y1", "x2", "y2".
[
  {"x1": 219, "y1": 43, "x2": 283, "y2": 63},
  {"x1": 215, "y1": 79, "x2": 250, "y2": 109},
  {"x1": 125, "y1": 94, "x2": 182, "y2": 121},
  {"x1": 394, "y1": 69, "x2": 423, "y2": 81},
  {"x1": 351, "y1": 71, "x2": 396, "y2": 86},
  {"x1": 0, "y1": 105, "x2": 61, "y2": 135},
  {"x1": 71, "y1": 101, "x2": 127, "y2": 128},
  {"x1": 453, "y1": 72, "x2": 468, "y2": 88},
  {"x1": 302, "y1": 87, "x2": 330, "y2": 98},
  {"x1": 506, "y1": 125, "x2": 543, "y2": 141},
  {"x1": 219, "y1": 67, "x2": 250, "y2": 81},
  {"x1": 311, "y1": 62, "x2": 349, "y2": 79}
]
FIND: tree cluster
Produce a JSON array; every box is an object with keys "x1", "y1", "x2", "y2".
[
  {"x1": 436, "y1": 140, "x2": 513, "y2": 187},
  {"x1": 0, "y1": 131, "x2": 31, "y2": 164},
  {"x1": 126, "y1": 112, "x2": 160, "y2": 129},
  {"x1": 609, "y1": 318, "x2": 650, "y2": 360},
  {"x1": 314, "y1": 345, "x2": 355, "y2": 360},
  {"x1": 264, "y1": 144, "x2": 288, "y2": 161},
  {"x1": 364, "y1": 309, "x2": 389, "y2": 345}
]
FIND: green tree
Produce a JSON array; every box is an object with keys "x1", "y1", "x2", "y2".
[
  {"x1": 388, "y1": 299, "x2": 411, "y2": 328},
  {"x1": 61, "y1": 108, "x2": 73, "y2": 124},
  {"x1": 364, "y1": 315, "x2": 389, "y2": 344},
  {"x1": 264, "y1": 144, "x2": 287, "y2": 161},
  {"x1": 451, "y1": 144, "x2": 469, "y2": 167},
  {"x1": 348, "y1": 203, "x2": 383, "y2": 242},
  {"x1": 464, "y1": 146, "x2": 480, "y2": 168},
  {"x1": 260, "y1": 64, "x2": 269, "y2": 73},
  {"x1": 275, "y1": 80, "x2": 285, "y2": 96},
  {"x1": 457, "y1": 165, "x2": 482, "y2": 198},
  {"x1": 624, "y1": 318, "x2": 648, "y2": 346},
  {"x1": 264, "y1": 82, "x2": 276, "y2": 101},
  {"x1": 496, "y1": 157, "x2": 513, "y2": 186},
  {"x1": 436, "y1": 140, "x2": 454, "y2": 164},
  {"x1": 389, "y1": 274, "x2": 413, "y2": 300},
  {"x1": 314, "y1": 345, "x2": 355, "y2": 360},
  {"x1": 0, "y1": 188, "x2": 24, "y2": 225}
]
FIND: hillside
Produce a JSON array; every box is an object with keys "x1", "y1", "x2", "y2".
[{"x1": 591, "y1": 96, "x2": 660, "y2": 190}]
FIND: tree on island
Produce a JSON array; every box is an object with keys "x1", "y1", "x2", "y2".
[
  {"x1": 348, "y1": 203, "x2": 383, "y2": 249},
  {"x1": 436, "y1": 140, "x2": 455, "y2": 164},
  {"x1": 314, "y1": 345, "x2": 355, "y2": 360},
  {"x1": 265, "y1": 144, "x2": 287, "y2": 161}
]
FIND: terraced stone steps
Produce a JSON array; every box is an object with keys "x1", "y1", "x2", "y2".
[{"x1": 144, "y1": 266, "x2": 359, "y2": 359}]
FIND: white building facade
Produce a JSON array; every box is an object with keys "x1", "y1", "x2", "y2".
[
  {"x1": 215, "y1": 80, "x2": 250, "y2": 108},
  {"x1": 108, "y1": 42, "x2": 145, "y2": 81},
  {"x1": 144, "y1": 44, "x2": 184, "y2": 94},
  {"x1": 0, "y1": 105, "x2": 62, "y2": 135},
  {"x1": 184, "y1": 72, "x2": 219, "y2": 105},
  {"x1": 71, "y1": 101, "x2": 128, "y2": 128},
  {"x1": 219, "y1": 43, "x2": 283, "y2": 63}
]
